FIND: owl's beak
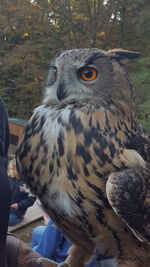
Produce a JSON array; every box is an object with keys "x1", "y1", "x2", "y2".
[{"x1": 57, "y1": 82, "x2": 66, "y2": 101}]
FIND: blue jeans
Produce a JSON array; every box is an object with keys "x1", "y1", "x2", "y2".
[
  {"x1": 8, "y1": 213, "x2": 23, "y2": 226},
  {"x1": 31, "y1": 225, "x2": 46, "y2": 249}
]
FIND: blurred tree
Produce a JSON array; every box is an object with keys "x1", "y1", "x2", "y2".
[
  {"x1": 0, "y1": 0, "x2": 54, "y2": 118},
  {"x1": 105, "y1": 0, "x2": 150, "y2": 54}
]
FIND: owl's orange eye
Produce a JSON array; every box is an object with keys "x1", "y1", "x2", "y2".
[{"x1": 79, "y1": 67, "x2": 97, "y2": 81}]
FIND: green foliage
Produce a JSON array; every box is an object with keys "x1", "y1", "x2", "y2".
[{"x1": 132, "y1": 57, "x2": 150, "y2": 129}]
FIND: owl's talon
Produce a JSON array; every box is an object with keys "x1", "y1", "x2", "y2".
[{"x1": 37, "y1": 257, "x2": 57, "y2": 267}]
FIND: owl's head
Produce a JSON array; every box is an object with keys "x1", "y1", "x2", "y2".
[{"x1": 44, "y1": 48, "x2": 141, "y2": 110}]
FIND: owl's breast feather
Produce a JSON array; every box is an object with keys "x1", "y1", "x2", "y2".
[{"x1": 16, "y1": 103, "x2": 137, "y2": 216}]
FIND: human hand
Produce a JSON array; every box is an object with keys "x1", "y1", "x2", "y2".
[
  {"x1": 19, "y1": 185, "x2": 25, "y2": 192},
  {"x1": 11, "y1": 203, "x2": 19, "y2": 209}
]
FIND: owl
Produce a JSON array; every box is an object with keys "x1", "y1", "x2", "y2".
[{"x1": 16, "y1": 48, "x2": 150, "y2": 267}]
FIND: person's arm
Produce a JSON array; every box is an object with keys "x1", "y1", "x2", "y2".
[
  {"x1": 18, "y1": 195, "x2": 36, "y2": 210},
  {"x1": 35, "y1": 219, "x2": 62, "y2": 259},
  {"x1": 8, "y1": 176, "x2": 16, "y2": 193}
]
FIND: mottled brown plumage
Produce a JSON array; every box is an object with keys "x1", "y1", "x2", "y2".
[{"x1": 16, "y1": 48, "x2": 150, "y2": 267}]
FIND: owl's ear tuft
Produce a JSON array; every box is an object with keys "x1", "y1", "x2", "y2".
[{"x1": 107, "y1": 48, "x2": 142, "y2": 62}]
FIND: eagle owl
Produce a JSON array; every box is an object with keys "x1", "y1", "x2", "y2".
[{"x1": 16, "y1": 48, "x2": 150, "y2": 267}]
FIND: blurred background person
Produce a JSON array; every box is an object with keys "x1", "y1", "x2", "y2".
[{"x1": 8, "y1": 159, "x2": 36, "y2": 226}]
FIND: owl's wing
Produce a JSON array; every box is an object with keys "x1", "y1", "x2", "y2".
[
  {"x1": 126, "y1": 133, "x2": 150, "y2": 162},
  {"x1": 106, "y1": 165, "x2": 150, "y2": 244}
]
